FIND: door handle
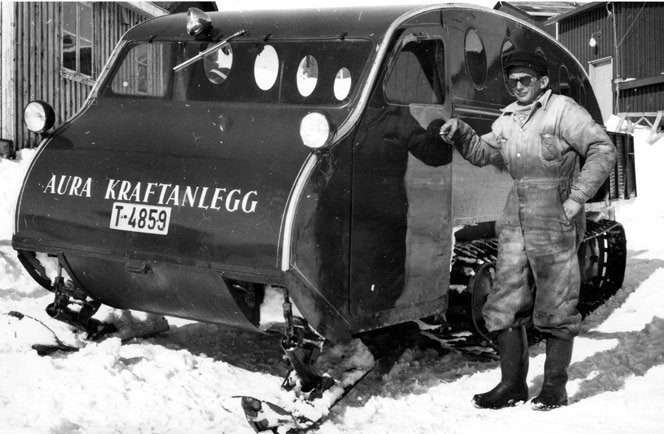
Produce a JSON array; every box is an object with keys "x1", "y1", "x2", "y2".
[{"x1": 125, "y1": 259, "x2": 150, "y2": 274}]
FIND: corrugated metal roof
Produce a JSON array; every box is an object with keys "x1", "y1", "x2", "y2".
[
  {"x1": 545, "y1": 2, "x2": 607, "y2": 24},
  {"x1": 504, "y1": 1, "x2": 582, "y2": 19}
]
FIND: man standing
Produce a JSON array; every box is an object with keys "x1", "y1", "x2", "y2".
[{"x1": 439, "y1": 51, "x2": 616, "y2": 410}]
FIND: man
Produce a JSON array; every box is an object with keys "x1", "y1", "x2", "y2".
[{"x1": 439, "y1": 51, "x2": 616, "y2": 410}]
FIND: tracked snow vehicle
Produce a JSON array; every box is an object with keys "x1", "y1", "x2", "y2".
[{"x1": 14, "y1": 4, "x2": 634, "y2": 417}]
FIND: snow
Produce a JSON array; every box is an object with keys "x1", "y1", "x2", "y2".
[{"x1": 2, "y1": 122, "x2": 664, "y2": 433}]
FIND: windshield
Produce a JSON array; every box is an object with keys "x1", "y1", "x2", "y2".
[{"x1": 101, "y1": 39, "x2": 373, "y2": 106}]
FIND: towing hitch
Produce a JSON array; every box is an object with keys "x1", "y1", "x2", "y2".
[
  {"x1": 280, "y1": 291, "x2": 334, "y2": 398},
  {"x1": 46, "y1": 274, "x2": 117, "y2": 340}
]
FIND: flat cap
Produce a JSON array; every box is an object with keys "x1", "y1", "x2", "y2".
[{"x1": 504, "y1": 51, "x2": 549, "y2": 76}]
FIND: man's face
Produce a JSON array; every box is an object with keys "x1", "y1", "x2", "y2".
[{"x1": 507, "y1": 66, "x2": 549, "y2": 104}]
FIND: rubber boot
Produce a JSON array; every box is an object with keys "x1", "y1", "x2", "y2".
[
  {"x1": 473, "y1": 326, "x2": 529, "y2": 409},
  {"x1": 531, "y1": 336, "x2": 574, "y2": 411}
]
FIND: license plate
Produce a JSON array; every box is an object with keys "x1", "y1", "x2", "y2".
[{"x1": 110, "y1": 202, "x2": 171, "y2": 235}]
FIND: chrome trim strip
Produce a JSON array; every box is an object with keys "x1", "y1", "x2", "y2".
[
  {"x1": 279, "y1": 153, "x2": 317, "y2": 270},
  {"x1": 453, "y1": 105, "x2": 502, "y2": 118},
  {"x1": 88, "y1": 34, "x2": 128, "y2": 101},
  {"x1": 279, "y1": 4, "x2": 443, "y2": 271}
]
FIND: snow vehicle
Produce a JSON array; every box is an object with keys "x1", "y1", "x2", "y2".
[{"x1": 13, "y1": 4, "x2": 634, "y2": 430}]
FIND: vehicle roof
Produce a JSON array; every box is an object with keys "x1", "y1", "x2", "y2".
[{"x1": 124, "y1": 4, "x2": 446, "y2": 41}]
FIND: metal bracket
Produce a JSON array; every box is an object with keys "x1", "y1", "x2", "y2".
[
  {"x1": 280, "y1": 287, "x2": 328, "y2": 395},
  {"x1": 616, "y1": 111, "x2": 664, "y2": 144},
  {"x1": 45, "y1": 266, "x2": 117, "y2": 340}
]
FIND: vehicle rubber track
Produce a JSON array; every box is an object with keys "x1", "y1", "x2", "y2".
[
  {"x1": 447, "y1": 238, "x2": 498, "y2": 343},
  {"x1": 578, "y1": 219, "x2": 627, "y2": 317},
  {"x1": 447, "y1": 219, "x2": 627, "y2": 336}
]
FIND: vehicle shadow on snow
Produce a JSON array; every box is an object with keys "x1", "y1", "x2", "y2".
[
  {"x1": 530, "y1": 252, "x2": 664, "y2": 404},
  {"x1": 565, "y1": 316, "x2": 664, "y2": 403},
  {"x1": 147, "y1": 250, "x2": 663, "y2": 409},
  {"x1": 151, "y1": 322, "x2": 289, "y2": 378},
  {"x1": 344, "y1": 250, "x2": 664, "y2": 408}
]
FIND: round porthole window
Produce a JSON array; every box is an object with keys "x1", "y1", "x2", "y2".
[
  {"x1": 534, "y1": 47, "x2": 549, "y2": 76},
  {"x1": 203, "y1": 45, "x2": 233, "y2": 84},
  {"x1": 254, "y1": 45, "x2": 279, "y2": 91},
  {"x1": 501, "y1": 39, "x2": 516, "y2": 94},
  {"x1": 334, "y1": 67, "x2": 352, "y2": 101},
  {"x1": 296, "y1": 55, "x2": 318, "y2": 97},
  {"x1": 464, "y1": 28, "x2": 487, "y2": 89},
  {"x1": 579, "y1": 84, "x2": 587, "y2": 106},
  {"x1": 559, "y1": 65, "x2": 570, "y2": 97},
  {"x1": 570, "y1": 77, "x2": 579, "y2": 102}
]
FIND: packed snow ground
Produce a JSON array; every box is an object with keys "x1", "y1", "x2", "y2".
[{"x1": 1, "y1": 126, "x2": 663, "y2": 434}]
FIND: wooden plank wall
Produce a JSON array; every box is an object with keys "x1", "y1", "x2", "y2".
[
  {"x1": 1, "y1": 4, "x2": 4, "y2": 142},
  {"x1": 0, "y1": 2, "x2": 16, "y2": 147},
  {"x1": 13, "y1": 2, "x2": 149, "y2": 150}
]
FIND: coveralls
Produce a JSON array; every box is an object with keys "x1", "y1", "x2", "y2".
[{"x1": 453, "y1": 90, "x2": 616, "y2": 339}]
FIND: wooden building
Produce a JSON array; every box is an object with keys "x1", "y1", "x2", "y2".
[
  {"x1": 0, "y1": 2, "x2": 171, "y2": 155},
  {"x1": 0, "y1": 2, "x2": 217, "y2": 156},
  {"x1": 546, "y1": 2, "x2": 664, "y2": 123}
]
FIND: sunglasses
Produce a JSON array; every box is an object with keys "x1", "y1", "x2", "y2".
[{"x1": 506, "y1": 75, "x2": 538, "y2": 89}]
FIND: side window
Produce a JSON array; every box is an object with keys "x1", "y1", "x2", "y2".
[
  {"x1": 570, "y1": 76, "x2": 580, "y2": 103},
  {"x1": 109, "y1": 43, "x2": 171, "y2": 98},
  {"x1": 501, "y1": 39, "x2": 516, "y2": 94},
  {"x1": 559, "y1": 65, "x2": 570, "y2": 97},
  {"x1": 334, "y1": 67, "x2": 352, "y2": 101},
  {"x1": 296, "y1": 55, "x2": 319, "y2": 97},
  {"x1": 385, "y1": 39, "x2": 445, "y2": 105},
  {"x1": 254, "y1": 45, "x2": 279, "y2": 91},
  {"x1": 579, "y1": 84, "x2": 587, "y2": 106},
  {"x1": 203, "y1": 45, "x2": 233, "y2": 85},
  {"x1": 465, "y1": 29, "x2": 487, "y2": 90},
  {"x1": 62, "y1": 2, "x2": 93, "y2": 79},
  {"x1": 164, "y1": 40, "x2": 371, "y2": 105},
  {"x1": 535, "y1": 47, "x2": 548, "y2": 66}
]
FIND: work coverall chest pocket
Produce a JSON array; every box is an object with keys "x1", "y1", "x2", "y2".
[{"x1": 539, "y1": 133, "x2": 565, "y2": 165}]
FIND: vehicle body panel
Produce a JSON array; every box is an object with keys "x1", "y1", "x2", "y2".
[{"x1": 14, "y1": 4, "x2": 610, "y2": 341}]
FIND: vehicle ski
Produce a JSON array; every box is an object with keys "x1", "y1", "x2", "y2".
[{"x1": 238, "y1": 337, "x2": 374, "y2": 433}]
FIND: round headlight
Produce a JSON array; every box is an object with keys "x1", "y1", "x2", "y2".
[
  {"x1": 24, "y1": 101, "x2": 55, "y2": 134},
  {"x1": 299, "y1": 112, "x2": 333, "y2": 149}
]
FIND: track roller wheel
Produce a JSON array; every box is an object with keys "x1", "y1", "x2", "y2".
[{"x1": 466, "y1": 262, "x2": 494, "y2": 345}]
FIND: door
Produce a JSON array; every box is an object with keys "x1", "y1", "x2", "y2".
[
  {"x1": 589, "y1": 57, "x2": 614, "y2": 122},
  {"x1": 349, "y1": 27, "x2": 454, "y2": 330}
]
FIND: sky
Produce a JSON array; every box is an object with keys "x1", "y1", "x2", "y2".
[
  {"x1": 214, "y1": 0, "x2": 499, "y2": 11},
  {"x1": 0, "y1": 118, "x2": 663, "y2": 433}
]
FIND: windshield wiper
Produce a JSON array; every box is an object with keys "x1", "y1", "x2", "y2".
[{"x1": 173, "y1": 30, "x2": 247, "y2": 72}]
